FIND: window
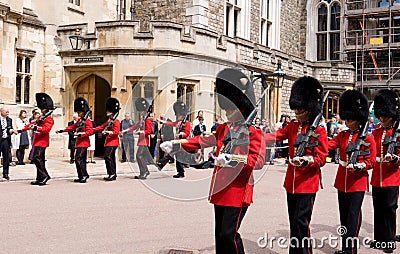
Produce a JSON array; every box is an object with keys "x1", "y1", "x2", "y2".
[
  {"x1": 224, "y1": 0, "x2": 250, "y2": 39},
  {"x1": 69, "y1": 0, "x2": 80, "y2": 6},
  {"x1": 316, "y1": 1, "x2": 341, "y2": 61},
  {"x1": 131, "y1": 79, "x2": 154, "y2": 120},
  {"x1": 15, "y1": 54, "x2": 32, "y2": 104},
  {"x1": 177, "y1": 83, "x2": 194, "y2": 121},
  {"x1": 378, "y1": 0, "x2": 390, "y2": 7},
  {"x1": 260, "y1": 0, "x2": 271, "y2": 46}
]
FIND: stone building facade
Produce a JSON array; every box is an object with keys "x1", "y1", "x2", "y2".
[{"x1": 0, "y1": 0, "x2": 354, "y2": 157}]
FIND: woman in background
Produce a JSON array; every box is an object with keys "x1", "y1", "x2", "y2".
[{"x1": 15, "y1": 110, "x2": 30, "y2": 165}]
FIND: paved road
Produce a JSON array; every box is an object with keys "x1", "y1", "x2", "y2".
[{"x1": 0, "y1": 159, "x2": 397, "y2": 253}]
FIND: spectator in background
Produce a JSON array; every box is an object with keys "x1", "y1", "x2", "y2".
[
  {"x1": 326, "y1": 114, "x2": 338, "y2": 139},
  {"x1": 28, "y1": 111, "x2": 41, "y2": 163},
  {"x1": 192, "y1": 110, "x2": 205, "y2": 135},
  {"x1": 149, "y1": 113, "x2": 158, "y2": 159},
  {"x1": 87, "y1": 114, "x2": 96, "y2": 164},
  {"x1": 0, "y1": 107, "x2": 16, "y2": 180},
  {"x1": 14, "y1": 110, "x2": 30, "y2": 165},
  {"x1": 67, "y1": 113, "x2": 79, "y2": 164},
  {"x1": 193, "y1": 117, "x2": 206, "y2": 136},
  {"x1": 157, "y1": 114, "x2": 174, "y2": 164},
  {"x1": 367, "y1": 116, "x2": 376, "y2": 135},
  {"x1": 120, "y1": 113, "x2": 135, "y2": 163},
  {"x1": 211, "y1": 118, "x2": 223, "y2": 133},
  {"x1": 254, "y1": 117, "x2": 262, "y2": 129}
]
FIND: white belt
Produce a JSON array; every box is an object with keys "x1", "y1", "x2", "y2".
[{"x1": 339, "y1": 159, "x2": 347, "y2": 167}]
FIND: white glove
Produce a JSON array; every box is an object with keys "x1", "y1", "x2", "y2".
[
  {"x1": 346, "y1": 162, "x2": 366, "y2": 172},
  {"x1": 215, "y1": 153, "x2": 233, "y2": 167},
  {"x1": 160, "y1": 141, "x2": 173, "y2": 154}
]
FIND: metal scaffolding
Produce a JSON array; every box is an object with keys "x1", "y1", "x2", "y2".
[{"x1": 344, "y1": 0, "x2": 400, "y2": 90}]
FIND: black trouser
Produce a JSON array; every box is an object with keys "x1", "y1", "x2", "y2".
[
  {"x1": 32, "y1": 146, "x2": 49, "y2": 181},
  {"x1": 69, "y1": 148, "x2": 75, "y2": 161},
  {"x1": 214, "y1": 205, "x2": 248, "y2": 254},
  {"x1": 104, "y1": 146, "x2": 117, "y2": 176},
  {"x1": 287, "y1": 192, "x2": 316, "y2": 254},
  {"x1": 16, "y1": 145, "x2": 28, "y2": 164},
  {"x1": 137, "y1": 146, "x2": 151, "y2": 176},
  {"x1": 372, "y1": 186, "x2": 398, "y2": 250},
  {"x1": 149, "y1": 138, "x2": 157, "y2": 158},
  {"x1": 75, "y1": 147, "x2": 88, "y2": 179},
  {"x1": 338, "y1": 190, "x2": 365, "y2": 254},
  {"x1": 158, "y1": 154, "x2": 174, "y2": 168},
  {"x1": 0, "y1": 138, "x2": 10, "y2": 176},
  {"x1": 176, "y1": 152, "x2": 185, "y2": 174},
  {"x1": 122, "y1": 136, "x2": 135, "y2": 162}
]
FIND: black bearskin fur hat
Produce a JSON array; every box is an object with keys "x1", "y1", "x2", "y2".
[
  {"x1": 339, "y1": 90, "x2": 369, "y2": 123},
  {"x1": 289, "y1": 76, "x2": 323, "y2": 120},
  {"x1": 173, "y1": 101, "x2": 187, "y2": 116},
  {"x1": 373, "y1": 89, "x2": 399, "y2": 120},
  {"x1": 74, "y1": 97, "x2": 90, "y2": 113},
  {"x1": 135, "y1": 98, "x2": 150, "y2": 112},
  {"x1": 36, "y1": 93, "x2": 54, "y2": 110},
  {"x1": 105, "y1": 97, "x2": 120, "y2": 114},
  {"x1": 216, "y1": 68, "x2": 255, "y2": 119}
]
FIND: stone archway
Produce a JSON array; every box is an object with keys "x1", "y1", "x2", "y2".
[{"x1": 76, "y1": 75, "x2": 111, "y2": 156}]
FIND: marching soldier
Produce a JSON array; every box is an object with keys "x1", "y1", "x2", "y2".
[
  {"x1": 370, "y1": 89, "x2": 399, "y2": 253},
  {"x1": 122, "y1": 98, "x2": 153, "y2": 180},
  {"x1": 93, "y1": 98, "x2": 121, "y2": 181},
  {"x1": 328, "y1": 90, "x2": 376, "y2": 254},
  {"x1": 21, "y1": 93, "x2": 54, "y2": 185},
  {"x1": 263, "y1": 76, "x2": 328, "y2": 254},
  {"x1": 56, "y1": 98, "x2": 93, "y2": 183},
  {"x1": 157, "y1": 101, "x2": 191, "y2": 178},
  {"x1": 161, "y1": 68, "x2": 265, "y2": 253}
]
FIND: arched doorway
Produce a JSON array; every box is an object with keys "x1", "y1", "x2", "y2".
[{"x1": 76, "y1": 75, "x2": 111, "y2": 156}]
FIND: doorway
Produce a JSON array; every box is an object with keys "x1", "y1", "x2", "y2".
[{"x1": 76, "y1": 75, "x2": 111, "y2": 156}]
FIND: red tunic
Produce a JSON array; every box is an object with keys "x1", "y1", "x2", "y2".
[
  {"x1": 181, "y1": 124, "x2": 265, "y2": 207},
  {"x1": 127, "y1": 118, "x2": 152, "y2": 146},
  {"x1": 163, "y1": 120, "x2": 191, "y2": 139},
  {"x1": 264, "y1": 120, "x2": 328, "y2": 194},
  {"x1": 328, "y1": 130, "x2": 376, "y2": 192},
  {"x1": 63, "y1": 119, "x2": 93, "y2": 148},
  {"x1": 371, "y1": 124, "x2": 400, "y2": 187},
  {"x1": 93, "y1": 119, "x2": 120, "y2": 147},
  {"x1": 22, "y1": 117, "x2": 54, "y2": 148}
]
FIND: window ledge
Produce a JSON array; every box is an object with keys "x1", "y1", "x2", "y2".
[{"x1": 67, "y1": 5, "x2": 84, "y2": 15}]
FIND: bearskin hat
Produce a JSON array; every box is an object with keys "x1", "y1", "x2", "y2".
[
  {"x1": 216, "y1": 68, "x2": 255, "y2": 119},
  {"x1": 173, "y1": 101, "x2": 187, "y2": 116},
  {"x1": 289, "y1": 76, "x2": 323, "y2": 119},
  {"x1": 339, "y1": 90, "x2": 369, "y2": 123},
  {"x1": 105, "y1": 97, "x2": 120, "y2": 114},
  {"x1": 36, "y1": 93, "x2": 54, "y2": 110},
  {"x1": 74, "y1": 97, "x2": 90, "y2": 113},
  {"x1": 373, "y1": 89, "x2": 399, "y2": 119},
  {"x1": 135, "y1": 98, "x2": 150, "y2": 112}
]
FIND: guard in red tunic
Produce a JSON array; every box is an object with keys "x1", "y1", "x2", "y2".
[
  {"x1": 56, "y1": 98, "x2": 93, "y2": 183},
  {"x1": 123, "y1": 98, "x2": 153, "y2": 179},
  {"x1": 22, "y1": 93, "x2": 54, "y2": 185},
  {"x1": 161, "y1": 68, "x2": 265, "y2": 253},
  {"x1": 157, "y1": 101, "x2": 191, "y2": 178},
  {"x1": 93, "y1": 98, "x2": 121, "y2": 181},
  {"x1": 263, "y1": 76, "x2": 328, "y2": 254},
  {"x1": 370, "y1": 89, "x2": 399, "y2": 253},
  {"x1": 328, "y1": 90, "x2": 376, "y2": 254}
]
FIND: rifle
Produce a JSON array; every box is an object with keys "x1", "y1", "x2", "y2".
[
  {"x1": 31, "y1": 108, "x2": 55, "y2": 132},
  {"x1": 383, "y1": 119, "x2": 400, "y2": 155},
  {"x1": 104, "y1": 111, "x2": 119, "y2": 133},
  {"x1": 346, "y1": 102, "x2": 375, "y2": 165},
  {"x1": 75, "y1": 107, "x2": 92, "y2": 134},
  {"x1": 294, "y1": 91, "x2": 330, "y2": 157},
  {"x1": 135, "y1": 102, "x2": 153, "y2": 131}
]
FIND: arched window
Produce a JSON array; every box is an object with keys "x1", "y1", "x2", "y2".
[{"x1": 316, "y1": 1, "x2": 341, "y2": 61}]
